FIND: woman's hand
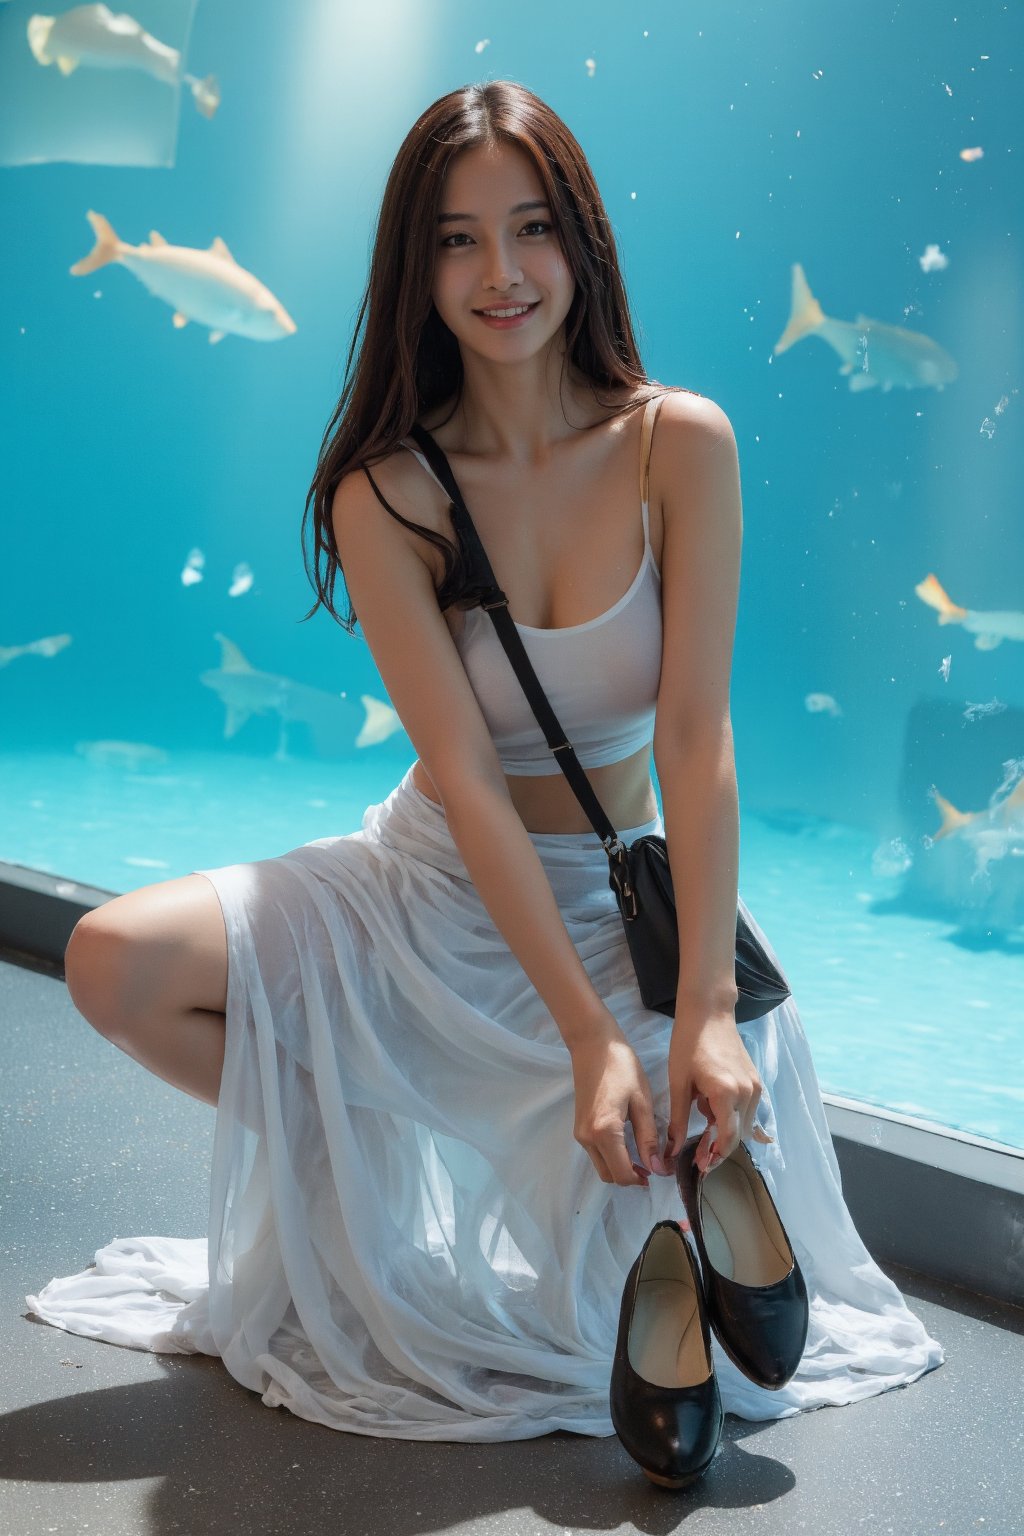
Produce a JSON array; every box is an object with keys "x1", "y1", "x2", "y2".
[
  {"x1": 568, "y1": 1025, "x2": 666, "y2": 1188},
  {"x1": 664, "y1": 1012, "x2": 773, "y2": 1173}
]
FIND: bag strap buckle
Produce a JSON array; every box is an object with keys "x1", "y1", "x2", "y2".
[{"x1": 604, "y1": 838, "x2": 638, "y2": 919}]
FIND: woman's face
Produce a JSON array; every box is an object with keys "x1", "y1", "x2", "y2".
[{"x1": 431, "y1": 141, "x2": 575, "y2": 362}]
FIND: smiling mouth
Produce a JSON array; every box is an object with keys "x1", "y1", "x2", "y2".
[{"x1": 474, "y1": 301, "x2": 540, "y2": 316}]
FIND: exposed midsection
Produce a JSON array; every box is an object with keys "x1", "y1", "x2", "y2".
[{"x1": 411, "y1": 744, "x2": 657, "y2": 834}]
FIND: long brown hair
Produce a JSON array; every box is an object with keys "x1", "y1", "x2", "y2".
[{"x1": 301, "y1": 79, "x2": 671, "y2": 635}]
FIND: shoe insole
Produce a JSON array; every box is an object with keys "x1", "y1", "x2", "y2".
[
  {"x1": 629, "y1": 1279, "x2": 710, "y2": 1389},
  {"x1": 701, "y1": 1162, "x2": 792, "y2": 1286}
]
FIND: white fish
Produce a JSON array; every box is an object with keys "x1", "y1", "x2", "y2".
[
  {"x1": 963, "y1": 698, "x2": 1007, "y2": 723},
  {"x1": 915, "y1": 573, "x2": 1024, "y2": 649},
  {"x1": 70, "y1": 211, "x2": 297, "y2": 345},
  {"x1": 27, "y1": 4, "x2": 220, "y2": 118},
  {"x1": 200, "y1": 633, "x2": 406, "y2": 759},
  {"x1": 75, "y1": 739, "x2": 169, "y2": 770},
  {"x1": 181, "y1": 548, "x2": 204, "y2": 586},
  {"x1": 357, "y1": 695, "x2": 404, "y2": 747},
  {"x1": 0, "y1": 632, "x2": 72, "y2": 667},
  {"x1": 228, "y1": 562, "x2": 254, "y2": 597},
  {"x1": 804, "y1": 692, "x2": 842, "y2": 717},
  {"x1": 774, "y1": 263, "x2": 957, "y2": 392}
]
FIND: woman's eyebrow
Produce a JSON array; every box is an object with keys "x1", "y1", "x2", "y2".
[{"x1": 437, "y1": 200, "x2": 550, "y2": 226}]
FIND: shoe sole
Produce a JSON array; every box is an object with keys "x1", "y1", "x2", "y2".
[{"x1": 641, "y1": 1448, "x2": 718, "y2": 1489}]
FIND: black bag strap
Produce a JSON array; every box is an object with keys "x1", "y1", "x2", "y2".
[{"x1": 406, "y1": 419, "x2": 626, "y2": 854}]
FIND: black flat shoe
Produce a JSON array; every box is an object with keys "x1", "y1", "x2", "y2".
[
  {"x1": 610, "y1": 1219, "x2": 724, "y2": 1490},
  {"x1": 675, "y1": 1135, "x2": 809, "y2": 1391}
]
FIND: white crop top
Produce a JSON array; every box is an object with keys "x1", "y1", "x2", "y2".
[{"x1": 400, "y1": 394, "x2": 666, "y2": 777}]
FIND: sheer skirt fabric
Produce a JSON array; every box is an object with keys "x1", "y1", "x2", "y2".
[{"x1": 26, "y1": 765, "x2": 943, "y2": 1440}]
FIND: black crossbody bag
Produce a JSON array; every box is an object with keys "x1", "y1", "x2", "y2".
[{"x1": 406, "y1": 421, "x2": 791, "y2": 1024}]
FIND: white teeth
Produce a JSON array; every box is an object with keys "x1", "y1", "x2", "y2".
[{"x1": 480, "y1": 304, "x2": 533, "y2": 317}]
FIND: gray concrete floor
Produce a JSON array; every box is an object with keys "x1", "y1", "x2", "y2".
[{"x1": 2, "y1": 954, "x2": 1022, "y2": 1536}]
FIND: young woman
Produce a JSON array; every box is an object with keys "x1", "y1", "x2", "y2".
[{"x1": 33, "y1": 81, "x2": 942, "y2": 1442}]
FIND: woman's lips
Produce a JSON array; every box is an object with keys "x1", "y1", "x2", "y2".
[{"x1": 474, "y1": 301, "x2": 540, "y2": 328}]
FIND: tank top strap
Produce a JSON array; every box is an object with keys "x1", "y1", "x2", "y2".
[
  {"x1": 639, "y1": 490, "x2": 652, "y2": 553},
  {"x1": 640, "y1": 392, "x2": 671, "y2": 507}
]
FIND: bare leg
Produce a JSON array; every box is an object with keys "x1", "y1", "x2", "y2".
[
  {"x1": 99, "y1": 1005, "x2": 226, "y2": 1108},
  {"x1": 64, "y1": 874, "x2": 230, "y2": 1109}
]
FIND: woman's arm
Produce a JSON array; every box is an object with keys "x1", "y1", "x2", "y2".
[
  {"x1": 442, "y1": 778, "x2": 618, "y2": 1045},
  {"x1": 651, "y1": 395, "x2": 767, "y2": 1166},
  {"x1": 331, "y1": 468, "x2": 616, "y2": 1051},
  {"x1": 334, "y1": 460, "x2": 671, "y2": 1187},
  {"x1": 657, "y1": 725, "x2": 740, "y2": 1022}
]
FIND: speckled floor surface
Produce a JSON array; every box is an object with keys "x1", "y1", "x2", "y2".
[{"x1": 2, "y1": 955, "x2": 1022, "y2": 1536}]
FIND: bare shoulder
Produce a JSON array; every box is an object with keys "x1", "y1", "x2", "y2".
[
  {"x1": 656, "y1": 388, "x2": 737, "y2": 445},
  {"x1": 332, "y1": 444, "x2": 450, "y2": 588},
  {"x1": 651, "y1": 390, "x2": 740, "y2": 520},
  {"x1": 330, "y1": 456, "x2": 507, "y2": 800}
]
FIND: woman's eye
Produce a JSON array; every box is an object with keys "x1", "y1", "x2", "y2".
[{"x1": 440, "y1": 221, "x2": 552, "y2": 249}]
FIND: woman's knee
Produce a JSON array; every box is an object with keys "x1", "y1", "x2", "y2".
[{"x1": 64, "y1": 874, "x2": 229, "y2": 1037}]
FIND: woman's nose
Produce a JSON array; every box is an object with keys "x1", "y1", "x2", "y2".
[{"x1": 482, "y1": 245, "x2": 523, "y2": 289}]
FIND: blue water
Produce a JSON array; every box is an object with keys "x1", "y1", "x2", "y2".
[
  {"x1": 1, "y1": 1, "x2": 1021, "y2": 1147},
  {"x1": 2, "y1": 744, "x2": 1021, "y2": 1150}
]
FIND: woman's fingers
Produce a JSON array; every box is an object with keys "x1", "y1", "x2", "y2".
[
  {"x1": 702, "y1": 1085, "x2": 771, "y2": 1169},
  {"x1": 665, "y1": 1072, "x2": 694, "y2": 1162},
  {"x1": 628, "y1": 1090, "x2": 663, "y2": 1178},
  {"x1": 605, "y1": 1127, "x2": 648, "y2": 1186},
  {"x1": 742, "y1": 1089, "x2": 773, "y2": 1144},
  {"x1": 584, "y1": 1126, "x2": 647, "y2": 1187},
  {"x1": 570, "y1": 1034, "x2": 661, "y2": 1189}
]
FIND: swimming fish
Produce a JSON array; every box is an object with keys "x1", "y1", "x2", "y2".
[
  {"x1": 70, "y1": 211, "x2": 297, "y2": 345},
  {"x1": 915, "y1": 574, "x2": 1024, "y2": 650},
  {"x1": 200, "y1": 633, "x2": 406, "y2": 759},
  {"x1": 929, "y1": 772, "x2": 1024, "y2": 884},
  {"x1": 774, "y1": 263, "x2": 958, "y2": 392},
  {"x1": 0, "y1": 632, "x2": 72, "y2": 667},
  {"x1": 27, "y1": 4, "x2": 220, "y2": 118},
  {"x1": 930, "y1": 776, "x2": 1024, "y2": 843},
  {"x1": 804, "y1": 692, "x2": 843, "y2": 717},
  {"x1": 75, "y1": 739, "x2": 169, "y2": 770},
  {"x1": 357, "y1": 696, "x2": 405, "y2": 748},
  {"x1": 181, "y1": 548, "x2": 205, "y2": 586},
  {"x1": 228, "y1": 562, "x2": 254, "y2": 597}
]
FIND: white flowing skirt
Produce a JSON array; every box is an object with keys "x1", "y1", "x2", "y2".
[{"x1": 26, "y1": 765, "x2": 944, "y2": 1441}]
